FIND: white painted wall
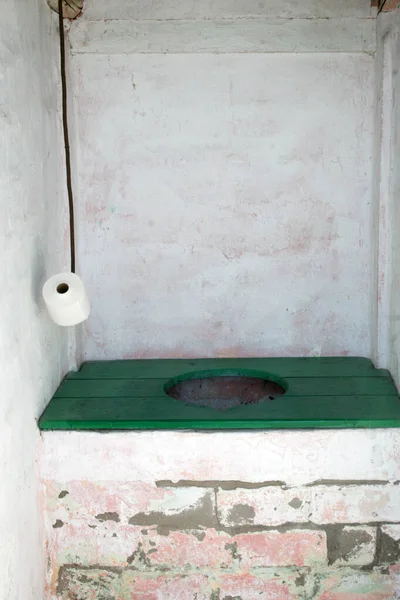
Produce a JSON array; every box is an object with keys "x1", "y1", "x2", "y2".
[
  {"x1": 0, "y1": 3, "x2": 71, "y2": 598},
  {"x1": 41, "y1": 429, "x2": 400, "y2": 486},
  {"x1": 375, "y1": 10, "x2": 400, "y2": 385},
  {"x1": 70, "y1": 1, "x2": 377, "y2": 361}
]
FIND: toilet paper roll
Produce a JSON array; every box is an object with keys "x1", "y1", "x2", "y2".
[{"x1": 43, "y1": 272, "x2": 90, "y2": 326}]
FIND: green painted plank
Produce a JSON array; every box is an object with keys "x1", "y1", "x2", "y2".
[
  {"x1": 39, "y1": 394, "x2": 400, "y2": 430},
  {"x1": 69, "y1": 357, "x2": 379, "y2": 380},
  {"x1": 54, "y1": 376, "x2": 397, "y2": 399},
  {"x1": 41, "y1": 358, "x2": 400, "y2": 431}
]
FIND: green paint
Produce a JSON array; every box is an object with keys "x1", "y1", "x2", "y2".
[
  {"x1": 39, "y1": 357, "x2": 400, "y2": 430},
  {"x1": 67, "y1": 357, "x2": 383, "y2": 379}
]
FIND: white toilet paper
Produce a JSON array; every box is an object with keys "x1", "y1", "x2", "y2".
[{"x1": 42, "y1": 272, "x2": 90, "y2": 326}]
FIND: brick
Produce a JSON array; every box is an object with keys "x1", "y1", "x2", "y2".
[
  {"x1": 47, "y1": 523, "x2": 143, "y2": 569},
  {"x1": 234, "y1": 530, "x2": 327, "y2": 567},
  {"x1": 48, "y1": 525, "x2": 325, "y2": 570},
  {"x1": 379, "y1": 525, "x2": 400, "y2": 565},
  {"x1": 213, "y1": 573, "x2": 301, "y2": 600},
  {"x1": 49, "y1": 525, "x2": 232, "y2": 571},
  {"x1": 218, "y1": 485, "x2": 400, "y2": 526},
  {"x1": 119, "y1": 573, "x2": 211, "y2": 599},
  {"x1": 382, "y1": 525, "x2": 400, "y2": 541},
  {"x1": 50, "y1": 525, "x2": 230, "y2": 571},
  {"x1": 44, "y1": 480, "x2": 215, "y2": 527},
  {"x1": 311, "y1": 486, "x2": 400, "y2": 525},
  {"x1": 127, "y1": 487, "x2": 216, "y2": 528},
  {"x1": 51, "y1": 566, "x2": 400, "y2": 600},
  {"x1": 56, "y1": 566, "x2": 121, "y2": 600},
  {"x1": 327, "y1": 526, "x2": 377, "y2": 566},
  {"x1": 315, "y1": 569, "x2": 397, "y2": 599},
  {"x1": 130, "y1": 529, "x2": 233, "y2": 570},
  {"x1": 122, "y1": 572, "x2": 307, "y2": 600},
  {"x1": 49, "y1": 525, "x2": 229, "y2": 572},
  {"x1": 143, "y1": 529, "x2": 326, "y2": 569},
  {"x1": 217, "y1": 486, "x2": 312, "y2": 526}
]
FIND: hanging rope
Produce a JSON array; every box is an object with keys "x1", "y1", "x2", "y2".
[{"x1": 58, "y1": 0, "x2": 76, "y2": 273}]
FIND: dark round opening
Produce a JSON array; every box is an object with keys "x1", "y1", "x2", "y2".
[
  {"x1": 56, "y1": 282, "x2": 69, "y2": 294},
  {"x1": 166, "y1": 375, "x2": 285, "y2": 412}
]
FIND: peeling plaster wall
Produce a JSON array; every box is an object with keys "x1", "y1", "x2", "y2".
[
  {"x1": 0, "y1": 2, "x2": 71, "y2": 598},
  {"x1": 69, "y1": 0, "x2": 377, "y2": 361}
]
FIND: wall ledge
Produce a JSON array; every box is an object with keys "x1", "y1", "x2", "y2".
[{"x1": 69, "y1": 17, "x2": 377, "y2": 54}]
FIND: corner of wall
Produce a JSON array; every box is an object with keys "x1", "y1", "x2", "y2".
[{"x1": 374, "y1": 9, "x2": 400, "y2": 385}]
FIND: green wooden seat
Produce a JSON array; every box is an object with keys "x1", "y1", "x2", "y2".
[{"x1": 39, "y1": 357, "x2": 400, "y2": 430}]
